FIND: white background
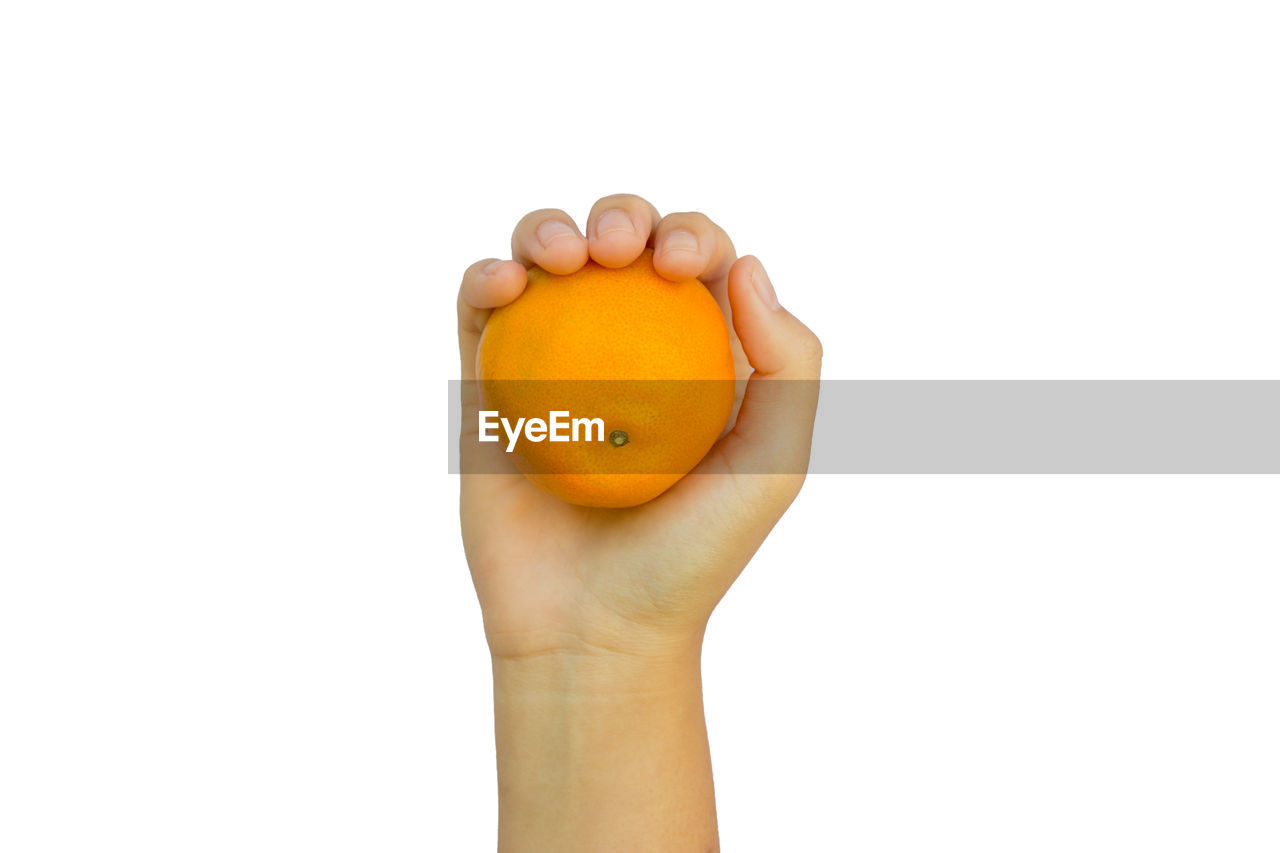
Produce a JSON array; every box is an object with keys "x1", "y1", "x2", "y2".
[{"x1": 2, "y1": 1, "x2": 1278, "y2": 851}]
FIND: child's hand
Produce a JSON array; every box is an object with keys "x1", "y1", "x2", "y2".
[
  {"x1": 457, "y1": 194, "x2": 822, "y2": 662},
  {"x1": 458, "y1": 194, "x2": 822, "y2": 850}
]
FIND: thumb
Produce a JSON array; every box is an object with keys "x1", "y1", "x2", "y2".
[{"x1": 717, "y1": 256, "x2": 822, "y2": 483}]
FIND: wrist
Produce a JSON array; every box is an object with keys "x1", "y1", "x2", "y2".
[
  {"x1": 484, "y1": 608, "x2": 710, "y2": 673},
  {"x1": 491, "y1": 633, "x2": 704, "y2": 699},
  {"x1": 489, "y1": 638, "x2": 717, "y2": 851}
]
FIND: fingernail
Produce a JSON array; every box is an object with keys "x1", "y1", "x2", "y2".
[
  {"x1": 662, "y1": 229, "x2": 700, "y2": 255},
  {"x1": 594, "y1": 209, "x2": 634, "y2": 238},
  {"x1": 536, "y1": 220, "x2": 577, "y2": 247},
  {"x1": 482, "y1": 259, "x2": 504, "y2": 274},
  {"x1": 752, "y1": 260, "x2": 781, "y2": 310}
]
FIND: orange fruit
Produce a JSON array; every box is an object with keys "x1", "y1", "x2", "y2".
[{"x1": 477, "y1": 249, "x2": 735, "y2": 507}]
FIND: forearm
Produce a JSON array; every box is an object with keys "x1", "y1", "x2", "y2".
[{"x1": 491, "y1": 644, "x2": 718, "y2": 852}]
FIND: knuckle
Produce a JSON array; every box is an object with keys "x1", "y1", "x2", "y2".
[
  {"x1": 798, "y1": 328, "x2": 824, "y2": 363},
  {"x1": 514, "y1": 208, "x2": 566, "y2": 235},
  {"x1": 460, "y1": 259, "x2": 486, "y2": 289},
  {"x1": 594, "y1": 192, "x2": 646, "y2": 211},
  {"x1": 665, "y1": 210, "x2": 713, "y2": 232}
]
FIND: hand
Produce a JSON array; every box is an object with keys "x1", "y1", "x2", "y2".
[
  {"x1": 458, "y1": 193, "x2": 823, "y2": 662},
  {"x1": 456, "y1": 194, "x2": 822, "y2": 852}
]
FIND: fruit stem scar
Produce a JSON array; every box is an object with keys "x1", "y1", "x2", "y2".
[{"x1": 609, "y1": 430, "x2": 629, "y2": 447}]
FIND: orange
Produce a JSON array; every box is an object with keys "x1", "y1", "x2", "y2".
[{"x1": 477, "y1": 249, "x2": 735, "y2": 508}]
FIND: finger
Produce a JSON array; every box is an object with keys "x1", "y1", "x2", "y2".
[
  {"x1": 652, "y1": 211, "x2": 737, "y2": 285},
  {"x1": 458, "y1": 258, "x2": 526, "y2": 381},
  {"x1": 457, "y1": 369, "x2": 519, "y2": 477},
  {"x1": 713, "y1": 256, "x2": 822, "y2": 488},
  {"x1": 457, "y1": 258, "x2": 526, "y2": 480},
  {"x1": 636, "y1": 256, "x2": 819, "y2": 602},
  {"x1": 510, "y1": 208, "x2": 589, "y2": 274},
  {"x1": 585, "y1": 193, "x2": 661, "y2": 268}
]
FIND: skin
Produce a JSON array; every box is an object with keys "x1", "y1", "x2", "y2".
[{"x1": 457, "y1": 194, "x2": 823, "y2": 852}]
